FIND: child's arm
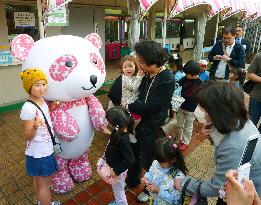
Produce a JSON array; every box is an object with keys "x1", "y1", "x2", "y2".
[
  {"x1": 22, "y1": 110, "x2": 43, "y2": 141},
  {"x1": 86, "y1": 95, "x2": 108, "y2": 131},
  {"x1": 144, "y1": 160, "x2": 158, "y2": 183}
]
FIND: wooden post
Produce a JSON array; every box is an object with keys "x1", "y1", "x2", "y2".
[{"x1": 36, "y1": 0, "x2": 45, "y2": 39}]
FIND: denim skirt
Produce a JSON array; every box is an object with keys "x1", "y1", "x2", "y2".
[{"x1": 26, "y1": 153, "x2": 58, "y2": 177}]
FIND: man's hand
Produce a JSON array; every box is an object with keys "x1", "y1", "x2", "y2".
[
  {"x1": 213, "y1": 55, "x2": 223, "y2": 61},
  {"x1": 222, "y1": 55, "x2": 231, "y2": 62}
]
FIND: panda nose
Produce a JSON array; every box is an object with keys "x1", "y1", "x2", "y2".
[{"x1": 90, "y1": 75, "x2": 97, "y2": 87}]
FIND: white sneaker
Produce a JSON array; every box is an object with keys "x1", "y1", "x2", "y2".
[
  {"x1": 129, "y1": 134, "x2": 137, "y2": 143},
  {"x1": 137, "y1": 192, "x2": 150, "y2": 202}
]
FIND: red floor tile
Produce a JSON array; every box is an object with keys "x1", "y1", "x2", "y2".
[
  {"x1": 85, "y1": 199, "x2": 100, "y2": 205},
  {"x1": 65, "y1": 122, "x2": 205, "y2": 205},
  {"x1": 95, "y1": 189, "x2": 115, "y2": 204},
  {"x1": 74, "y1": 191, "x2": 91, "y2": 203},
  {"x1": 86, "y1": 182, "x2": 105, "y2": 196},
  {"x1": 126, "y1": 190, "x2": 137, "y2": 203},
  {"x1": 63, "y1": 199, "x2": 78, "y2": 205}
]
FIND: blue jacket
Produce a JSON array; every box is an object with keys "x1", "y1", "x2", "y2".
[
  {"x1": 238, "y1": 37, "x2": 251, "y2": 59},
  {"x1": 208, "y1": 41, "x2": 246, "y2": 79}
]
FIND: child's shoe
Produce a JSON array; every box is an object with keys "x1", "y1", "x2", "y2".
[
  {"x1": 108, "y1": 200, "x2": 117, "y2": 205},
  {"x1": 178, "y1": 142, "x2": 188, "y2": 151},
  {"x1": 137, "y1": 191, "x2": 150, "y2": 202}
]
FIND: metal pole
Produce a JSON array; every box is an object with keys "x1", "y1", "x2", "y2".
[
  {"x1": 37, "y1": 0, "x2": 45, "y2": 39},
  {"x1": 256, "y1": 27, "x2": 261, "y2": 53},
  {"x1": 214, "y1": 13, "x2": 220, "y2": 45},
  {"x1": 243, "y1": 19, "x2": 247, "y2": 38},
  {"x1": 163, "y1": 0, "x2": 167, "y2": 47},
  {"x1": 252, "y1": 26, "x2": 259, "y2": 52}
]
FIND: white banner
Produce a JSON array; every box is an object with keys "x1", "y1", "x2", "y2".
[
  {"x1": 14, "y1": 12, "x2": 35, "y2": 27},
  {"x1": 42, "y1": 0, "x2": 68, "y2": 26}
]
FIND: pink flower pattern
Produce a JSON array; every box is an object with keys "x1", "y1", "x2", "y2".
[
  {"x1": 85, "y1": 33, "x2": 102, "y2": 49},
  {"x1": 49, "y1": 54, "x2": 78, "y2": 82},
  {"x1": 11, "y1": 34, "x2": 34, "y2": 61},
  {"x1": 68, "y1": 152, "x2": 92, "y2": 182},
  {"x1": 52, "y1": 155, "x2": 74, "y2": 193},
  {"x1": 89, "y1": 53, "x2": 105, "y2": 74},
  {"x1": 86, "y1": 95, "x2": 108, "y2": 131},
  {"x1": 50, "y1": 97, "x2": 107, "y2": 193}
]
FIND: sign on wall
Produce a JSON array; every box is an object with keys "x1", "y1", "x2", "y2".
[
  {"x1": 42, "y1": 0, "x2": 69, "y2": 26},
  {"x1": 14, "y1": 12, "x2": 35, "y2": 27}
]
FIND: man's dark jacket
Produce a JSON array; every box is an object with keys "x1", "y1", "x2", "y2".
[{"x1": 208, "y1": 41, "x2": 246, "y2": 79}]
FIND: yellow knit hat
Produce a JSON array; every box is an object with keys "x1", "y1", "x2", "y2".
[{"x1": 20, "y1": 68, "x2": 48, "y2": 93}]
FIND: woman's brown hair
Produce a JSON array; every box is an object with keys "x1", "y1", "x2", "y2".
[{"x1": 196, "y1": 81, "x2": 248, "y2": 134}]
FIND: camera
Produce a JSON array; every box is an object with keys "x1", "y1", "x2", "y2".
[{"x1": 53, "y1": 143, "x2": 62, "y2": 155}]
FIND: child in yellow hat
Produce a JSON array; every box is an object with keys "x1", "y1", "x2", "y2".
[{"x1": 20, "y1": 68, "x2": 60, "y2": 205}]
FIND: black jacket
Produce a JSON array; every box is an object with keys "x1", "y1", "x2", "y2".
[
  {"x1": 107, "y1": 75, "x2": 122, "y2": 106},
  {"x1": 208, "y1": 41, "x2": 246, "y2": 79},
  {"x1": 128, "y1": 69, "x2": 175, "y2": 126},
  {"x1": 105, "y1": 133, "x2": 135, "y2": 176}
]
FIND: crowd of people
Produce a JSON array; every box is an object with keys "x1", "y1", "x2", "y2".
[{"x1": 19, "y1": 25, "x2": 261, "y2": 205}]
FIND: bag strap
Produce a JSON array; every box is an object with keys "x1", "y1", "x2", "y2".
[
  {"x1": 197, "y1": 181, "x2": 203, "y2": 199},
  {"x1": 26, "y1": 100, "x2": 56, "y2": 146},
  {"x1": 180, "y1": 178, "x2": 192, "y2": 205}
]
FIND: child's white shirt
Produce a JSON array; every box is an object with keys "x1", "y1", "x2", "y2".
[
  {"x1": 20, "y1": 101, "x2": 54, "y2": 158},
  {"x1": 122, "y1": 74, "x2": 143, "y2": 104}
]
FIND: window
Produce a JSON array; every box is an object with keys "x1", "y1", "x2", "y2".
[{"x1": 5, "y1": 4, "x2": 40, "y2": 42}]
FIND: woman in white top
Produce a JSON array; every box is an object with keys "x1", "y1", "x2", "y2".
[{"x1": 20, "y1": 68, "x2": 59, "y2": 205}]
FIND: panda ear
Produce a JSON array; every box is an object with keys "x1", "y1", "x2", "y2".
[
  {"x1": 11, "y1": 34, "x2": 34, "y2": 61},
  {"x1": 85, "y1": 33, "x2": 102, "y2": 49}
]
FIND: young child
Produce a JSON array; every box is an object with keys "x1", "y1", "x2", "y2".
[
  {"x1": 140, "y1": 137, "x2": 187, "y2": 205},
  {"x1": 229, "y1": 68, "x2": 242, "y2": 88},
  {"x1": 167, "y1": 53, "x2": 185, "y2": 125},
  {"x1": 198, "y1": 59, "x2": 209, "y2": 82},
  {"x1": 19, "y1": 68, "x2": 59, "y2": 205},
  {"x1": 101, "y1": 106, "x2": 135, "y2": 205},
  {"x1": 108, "y1": 55, "x2": 144, "y2": 142},
  {"x1": 177, "y1": 60, "x2": 202, "y2": 151},
  {"x1": 168, "y1": 53, "x2": 184, "y2": 82}
]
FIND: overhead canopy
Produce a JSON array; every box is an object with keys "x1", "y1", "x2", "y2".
[{"x1": 167, "y1": 0, "x2": 261, "y2": 20}]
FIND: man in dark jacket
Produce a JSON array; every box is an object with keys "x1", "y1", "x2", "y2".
[
  {"x1": 208, "y1": 26, "x2": 246, "y2": 80},
  {"x1": 235, "y1": 25, "x2": 251, "y2": 61}
]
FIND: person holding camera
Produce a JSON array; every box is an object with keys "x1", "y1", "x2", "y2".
[
  {"x1": 20, "y1": 68, "x2": 60, "y2": 205},
  {"x1": 174, "y1": 82, "x2": 261, "y2": 205},
  {"x1": 225, "y1": 170, "x2": 261, "y2": 205},
  {"x1": 208, "y1": 26, "x2": 245, "y2": 82}
]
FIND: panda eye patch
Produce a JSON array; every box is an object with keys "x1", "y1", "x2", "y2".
[{"x1": 65, "y1": 60, "x2": 73, "y2": 67}]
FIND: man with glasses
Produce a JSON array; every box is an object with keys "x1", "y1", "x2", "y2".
[
  {"x1": 235, "y1": 26, "x2": 250, "y2": 61},
  {"x1": 208, "y1": 26, "x2": 246, "y2": 81}
]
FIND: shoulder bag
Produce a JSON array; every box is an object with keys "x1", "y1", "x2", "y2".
[
  {"x1": 27, "y1": 100, "x2": 62, "y2": 155},
  {"x1": 180, "y1": 179, "x2": 208, "y2": 205}
]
